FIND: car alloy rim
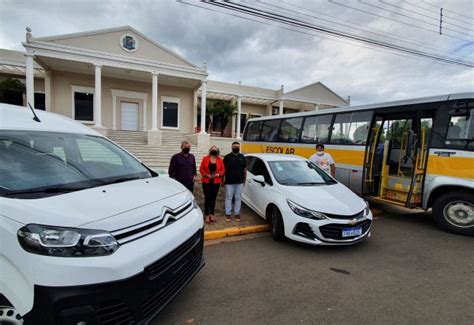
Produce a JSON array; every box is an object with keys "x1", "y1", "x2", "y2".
[
  {"x1": 443, "y1": 200, "x2": 474, "y2": 228},
  {"x1": 0, "y1": 306, "x2": 24, "y2": 325},
  {"x1": 272, "y1": 211, "x2": 277, "y2": 235}
]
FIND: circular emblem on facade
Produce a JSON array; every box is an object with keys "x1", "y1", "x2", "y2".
[{"x1": 120, "y1": 34, "x2": 138, "y2": 52}]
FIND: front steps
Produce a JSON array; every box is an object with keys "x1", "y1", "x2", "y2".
[{"x1": 107, "y1": 130, "x2": 208, "y2": 172}]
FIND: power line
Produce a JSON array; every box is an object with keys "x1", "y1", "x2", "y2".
[
  {"x1": 359, "y1": 0, "x2": 473, "y2": 37},
  {"x1": 380, "y1": 0, "x2": 474, "y2": 33},
  {"x1": 264, "y1": 0, "x2": 471, "y2": 60},
  {"x1": 421, "y1": 0, "x2": 474, "y2": 21},
  {"x1": 176, "y1": 0, "x2": 470, "y2": 68},
  {"x1": 328, "y1": 0, "x2": 473, "y2": 43},
  {"x1": 401, "y1": 0, "x2": 474, "y2": 28},
  {"x1": 198, "y1": 0, "x2": 473, "y2": 68}
]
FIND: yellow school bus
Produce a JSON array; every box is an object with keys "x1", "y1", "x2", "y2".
[{"x1": 242, "y1": 93, "x2": 474, "y2": 236}]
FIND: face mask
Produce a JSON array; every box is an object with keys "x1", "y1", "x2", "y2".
[
  {"x1": 210, "y1": 150, "x2": 218, "y2": 156},
  {"x1": 317, "y1": 151, "x2": 324, "y2": 156},
  {"x1": 182, "y1": 147, "x2": 190, "y2": 154},
  {"x1": 232, "y1": 148, "x2": 240, "y2": 154}
]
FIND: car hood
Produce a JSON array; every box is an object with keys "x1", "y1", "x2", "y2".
[
  {"x1": 1, "y1": 176, "x2": 190, "y2": 228},
  {"x1": 285, "y1": 183, "x2": 365, "y2": 215}
]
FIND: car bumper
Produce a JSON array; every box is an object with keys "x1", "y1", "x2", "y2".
[
  {"x1": 23, "y1": 228, "x2": 205, "y2": 325},
  {"x1": 284, "y1": 210, "x2": 373, "y2": 245}
]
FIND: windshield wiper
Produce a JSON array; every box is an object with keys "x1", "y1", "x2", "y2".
[
  {"x1": 5, "y1": 186, "x2": 89, "y2": 196},
  {"x1": 296, "y1": 182, "x2": 326, "y2": 186},
  {"x1": 105, "y1": 176, "x2": 142, "y2": 185}
]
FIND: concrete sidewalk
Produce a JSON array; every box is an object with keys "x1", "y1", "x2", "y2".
[{"x1": 193, "y1": 182, "x2": 270, "y2": 240}]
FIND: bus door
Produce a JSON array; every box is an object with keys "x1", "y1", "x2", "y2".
[{"x1": 363, "y1": 111, "x2": 433, "y2": 207}]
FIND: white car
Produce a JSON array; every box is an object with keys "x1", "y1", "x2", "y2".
[
  {"x1": 0, "y1": 104, "x2": 204, "y2": 324},
  {"x1": 241, "y1": 154, "x2": 373, "y2": 245}
]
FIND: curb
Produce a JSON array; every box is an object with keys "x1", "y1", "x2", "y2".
[{"x1": 204, "y1": 224, "x2": 271, "y2": 241}]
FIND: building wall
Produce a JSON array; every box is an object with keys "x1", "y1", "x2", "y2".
[
  {"x1": 241, "y1": 103, "x2": 266, "y2": 116},
  {"x1": 50, "y1": 70, "x2": 195, "y2": 133}
]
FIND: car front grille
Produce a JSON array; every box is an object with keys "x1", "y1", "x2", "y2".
[
  {"x1": 319, "y1": 219, "x2": 372, "y2": 240},
  {"x1": 324, "y1": 210, "x2": 365, "y2": 220},
  {"x1": 96, "y1": 300, "x2": 135, "y2": 325},
  {"x1": 111, "y1": 201, "x2": 193, "y2": 244},
  {"x1": 141, "y1": 229, "x2": 204, "y2": 319}
]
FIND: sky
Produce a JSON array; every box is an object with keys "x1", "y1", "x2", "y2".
[{"x1": 0, "y1": 0, "x2": 473, "y2": 105}]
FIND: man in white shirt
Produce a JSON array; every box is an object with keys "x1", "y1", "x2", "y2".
[{"x1": 309, "y1": 143, "x2": 336, "y2": 177}]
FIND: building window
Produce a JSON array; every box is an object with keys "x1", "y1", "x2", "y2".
[
  {"x1": 74, "y1": 92, "x2": 94, "y2": 121},
  {"x1": 162, "y1": 97, "x2": 179, "y2": 128},
  {"x1": 34, "y1": 93, "x2": 45, "y2": 110}
]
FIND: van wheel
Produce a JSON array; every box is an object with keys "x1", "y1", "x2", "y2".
[
  {"x1": 433, "y1": 192, "x2": 474, "y2": 236},
  {"x1": 269, "y1": 206, "x2": 285, "y2": 241},
  {"x1": 0, "y1": 306, "x2": 23, "y2": 325}
]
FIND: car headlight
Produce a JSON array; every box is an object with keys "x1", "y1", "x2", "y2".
[
  {"x1": 17, "y1": 224, "x2": 119, "y2": 257},
  {"x1": 364, "y1": 200, "x2": 370, "y2": 216},
  {"x1": 192, "y1": 197, "x2": 199, "y2": 209},
  {"x1": 287, "y1": 200, "x2": 327, "y2": 220}
]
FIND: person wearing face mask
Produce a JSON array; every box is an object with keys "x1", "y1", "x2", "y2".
[
  {"x1": 199, "y1": 145, "x2": 225, "y2": 224},
  {"x1": 309, "y1": 143, "x2": 336, "y2": 177},
  {"x1": 168, "y1": 141, "x2": 197, "y2": 193},
  {"x1": 223, "y1": 142, "x2": 247, "y2": 222}
]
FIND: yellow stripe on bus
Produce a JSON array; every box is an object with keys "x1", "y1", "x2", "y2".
[
  {"x1": 242, "y1": 143, "x2": 365, "y2": 166},
  {"x1": 426, "y1": 156, "x2": 474, "y2": 179}
]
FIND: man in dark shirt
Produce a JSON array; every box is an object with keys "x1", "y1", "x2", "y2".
[
  {"x1": 168, "y1": 141, "x2": 197, "y2": 193},
  {"x1": 223, "y1": 142, "x2": 247, "y2": 221}
]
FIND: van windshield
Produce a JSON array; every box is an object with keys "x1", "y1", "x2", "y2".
[
  {"x1": 0, "y1": 131, "x2": 154, "y2": 199},
  {"x1": 268, "y1": 160, "x2": 336, "y2": 186}
]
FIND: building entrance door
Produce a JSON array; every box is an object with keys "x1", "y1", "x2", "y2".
[{"x1": 121, "y1": 102, "x2": 139, "y2": 131}]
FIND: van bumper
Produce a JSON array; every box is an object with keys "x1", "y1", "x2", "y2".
[{"x1": 23, "y1": 228, "x2": 205, "y2": 325}]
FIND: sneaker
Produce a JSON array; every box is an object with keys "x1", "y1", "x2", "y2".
[
  {"x1": 225, "y1": 215, "x2": 232, "y2": 222},
  {"x1": 235, "y1": 215, "x2": 242, "y2": 222}
]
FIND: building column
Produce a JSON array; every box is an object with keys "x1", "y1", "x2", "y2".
[
  {"x1": 151, "y1": 72, "x2": 159, "y2": 131},
  {"x1": 25, "y1": 53, "x2": 35, "y2": 108},
  {"x1": 193, "y1": 90, "x2": 198, "y2": 133},
  {"x1": 143, "y1": 98, "x2": 147, "y2": 131},
  {"x1": 94, "y1": 64, "x2": 103, "y2": 128},
  {"x1": 200, "y1": 80, "x2": 207, "y2": 134},
  {"x1": 279, "y1": 100, "x2": 284, "y2": 115},
  {"x1": 314, "y1": 104, "x2": 320, "y2": 111},
  {"x1": 112, "y1": 95, "x2": 117, "y2": 130},
  {"x1": 44, "y1": 70, "x2": 51, "y2": 111},
  {"x1": 236, "y1": 96, "x2": 242, "y2": 139},
  {"x1": 266, "y1": 104, "x2": 272, "y2": 116}
]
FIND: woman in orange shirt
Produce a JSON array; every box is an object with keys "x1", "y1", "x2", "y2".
[{"x1": 199, "y1": 145, "x2": 225, "y2": 224}]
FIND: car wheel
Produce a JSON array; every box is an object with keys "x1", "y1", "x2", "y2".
[
  {"x1": 270, "y1": 206, "x2": 285, "y2": 241},
  {"x1": 0, "y1": 306, "x2": 23, "y2": 325},
  {"x1": 433, "y1": 192, "x2": 474, "y2": 236}
]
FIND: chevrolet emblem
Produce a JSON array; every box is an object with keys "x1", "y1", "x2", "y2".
[{"x1": 348, "y1": 218, "x2": 358, "y2": 226}]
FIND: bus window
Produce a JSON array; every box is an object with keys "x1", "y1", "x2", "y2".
[
  {"x1": 261, "y1": 119, "x2": 281, "y2": 142},
  {"x1": 445, "y1": 108, "x2": 473, "y2": 149},
  {"x1": 331, "y1": 113, "x2": 352, "y2": 144},
  {"x1": 348, "y1": 111, "x2": 373, "y2": 145},
  {"x1": 301, "y1": 114, "x2": 332, "y2": 143},
  {"x1": 279, "y1": 117, "x2": 303, "y2": 143},
  {"x1": 244, "y1": 121, "x2": 263, "y2": 141}
]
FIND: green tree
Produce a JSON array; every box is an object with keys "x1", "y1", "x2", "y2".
[{"x1": 199, "y1": 99, "x2": 237, "y2": 136}]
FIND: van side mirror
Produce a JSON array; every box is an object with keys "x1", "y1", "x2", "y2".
[{"x1": 253, "y1": 175, "x2": 265, "y2": 186}]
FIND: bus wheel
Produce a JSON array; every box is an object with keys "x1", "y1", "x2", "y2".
[{"x1": 433, "y1": 192, "x2": 474, "y2": 236}]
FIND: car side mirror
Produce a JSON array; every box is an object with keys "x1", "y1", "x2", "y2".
[{"x1": 253, "y1": 175, "x2": 265, "y2": 186}]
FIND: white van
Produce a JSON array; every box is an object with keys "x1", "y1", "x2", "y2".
[{"x1": 0, "y1": 104, "x2": 205, "y2": 324}]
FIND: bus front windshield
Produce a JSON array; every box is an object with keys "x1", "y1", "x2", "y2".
[{"x1": 0, "y1": 131, "x2": 154, "y2": 199}]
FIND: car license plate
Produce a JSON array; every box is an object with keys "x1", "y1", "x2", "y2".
[{"x1": 342, "y1": 227, "x2": 362, "y2": 237}]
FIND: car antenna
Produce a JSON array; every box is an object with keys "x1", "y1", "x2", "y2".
[{"x1": 27, "y1": 102, "x2": 41, "y2": 122}]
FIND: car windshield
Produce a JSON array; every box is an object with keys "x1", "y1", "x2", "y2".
[
  {"x1": 268, "y1": 160, "x2": 336, "y2": 186},
  {"x1": 0, "y1": 130, "x2": 155, "y2": 199}
]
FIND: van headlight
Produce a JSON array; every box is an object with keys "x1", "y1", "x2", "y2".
[
  {"x1": 287, "y1": 200, "x2": 327, "y2": 220},
  {"x1": 364, "y1": 201, "x2": 370, "y2": 216},
  {"x1": 17, "y1": 224, "x2": 119, "y2": 257}
]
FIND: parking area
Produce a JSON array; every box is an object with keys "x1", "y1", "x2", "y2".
[{"x1": 154, "y1": 209, "x2": 473, "y2": 324}]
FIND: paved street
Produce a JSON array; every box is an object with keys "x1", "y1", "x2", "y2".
[{"x1": 154, "y1": 210, "x2": 473, "y2": 325}]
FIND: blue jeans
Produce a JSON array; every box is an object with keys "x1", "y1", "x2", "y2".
[{"x1": 225, "y1": 183, "x2": 244, "y2": 216}]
